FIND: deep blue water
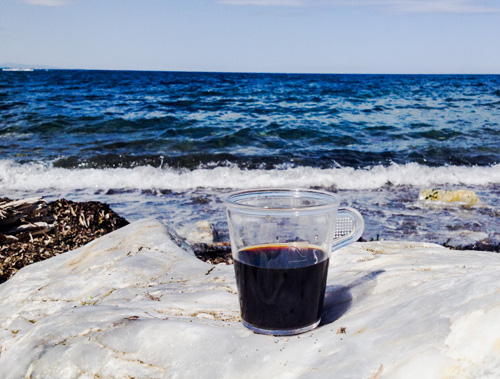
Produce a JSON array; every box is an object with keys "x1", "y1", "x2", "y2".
[
  {"x1": 1, "y1": 70, "x2": 500, "y2": 246},
  {"x1": 2, "y1": 70, "x2": 500, "y2": 169}
]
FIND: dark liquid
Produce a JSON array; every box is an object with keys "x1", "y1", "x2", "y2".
[{"x1": 234, "y1": 244, "x2": 329, "y2": 332}]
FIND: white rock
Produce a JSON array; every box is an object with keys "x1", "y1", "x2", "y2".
[
  {"x1": 1, "y1": 219, "x2": 500, "y2": 378},
  {"x1": 178, "y1": 220, "x2": 215, "y2": 244},
  {"x1": 446, "y1": 230, "x2": 489, "y2": 247}
]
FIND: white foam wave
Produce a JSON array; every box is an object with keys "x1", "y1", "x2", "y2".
[{"x1": 1, "y1": 160, "x2": 499, "y2": 192}]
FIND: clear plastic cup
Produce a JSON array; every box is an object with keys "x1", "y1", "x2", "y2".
[{"x1": 225, "y1": 188, "x2": 364, "y2": 335}]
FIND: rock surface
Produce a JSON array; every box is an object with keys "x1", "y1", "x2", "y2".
[{"x1": 1, "y1": 219, "x2": 500, "y2": 378}]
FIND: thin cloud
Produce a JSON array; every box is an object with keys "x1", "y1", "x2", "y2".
[
  {"x1": 219, "y1": 0, "x2": 500, "y2": 13},
  {"x1": 374, "y1": 0, "x2": 500, "y2": 13},
  {"x1": 19, "y1": 0, "x2": 70, "y2": 6},
  {"x1": 219, "y1": 0, "x2": 303, "y2": 5}
]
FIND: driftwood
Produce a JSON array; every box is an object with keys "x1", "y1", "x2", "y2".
[
  {"x1": 0, "y1": 198, "x2": 130, "y2": 283},
  {"x1": 0, "y1": 197, "x2": 55, "y2": 242},
  {"x1": 192, "y1": 242, "x2": 233, "y2": 265}
]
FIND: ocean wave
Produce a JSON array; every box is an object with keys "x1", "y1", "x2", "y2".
[{"x1": 1, "y1": 160, "x2": 500, "y2": 192}]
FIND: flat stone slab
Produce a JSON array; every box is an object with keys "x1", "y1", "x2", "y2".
[{"x1": 1, "y1": 219, "x2": 500, "y2": 378}]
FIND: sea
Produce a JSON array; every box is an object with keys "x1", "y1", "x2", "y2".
[{"x1": 1, "y1": 70, "x2": 499, "y2": 248}]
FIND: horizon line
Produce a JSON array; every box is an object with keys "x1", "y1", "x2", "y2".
[{"x1": 2, "y1": 64, "x2": 500, "y2": 76}]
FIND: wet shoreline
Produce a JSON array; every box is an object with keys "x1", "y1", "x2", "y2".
[{"x1": 1, "y1": 198, "x2": 498, "y2": 284}]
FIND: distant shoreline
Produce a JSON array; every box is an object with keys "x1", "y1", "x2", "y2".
[{"x1": 2, "y1": 65, "x2": 500, "y2": 76}]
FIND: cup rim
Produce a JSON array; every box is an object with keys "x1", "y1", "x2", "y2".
[{"x1": 224, "y1": 188, "x2": 340, "y2": 214}]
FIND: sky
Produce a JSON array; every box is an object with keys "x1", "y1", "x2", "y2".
[{"x1": 1, "y1": 0, "x2": 500, "y2": 74}]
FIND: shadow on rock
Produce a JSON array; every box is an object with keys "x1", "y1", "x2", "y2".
[{"x1": 320, "y1": 270, "x2": 385, "y2": 326}]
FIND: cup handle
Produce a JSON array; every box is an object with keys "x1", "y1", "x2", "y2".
[{"x1": 331, "y1": 207, "x2": 365, "y2": 252}]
